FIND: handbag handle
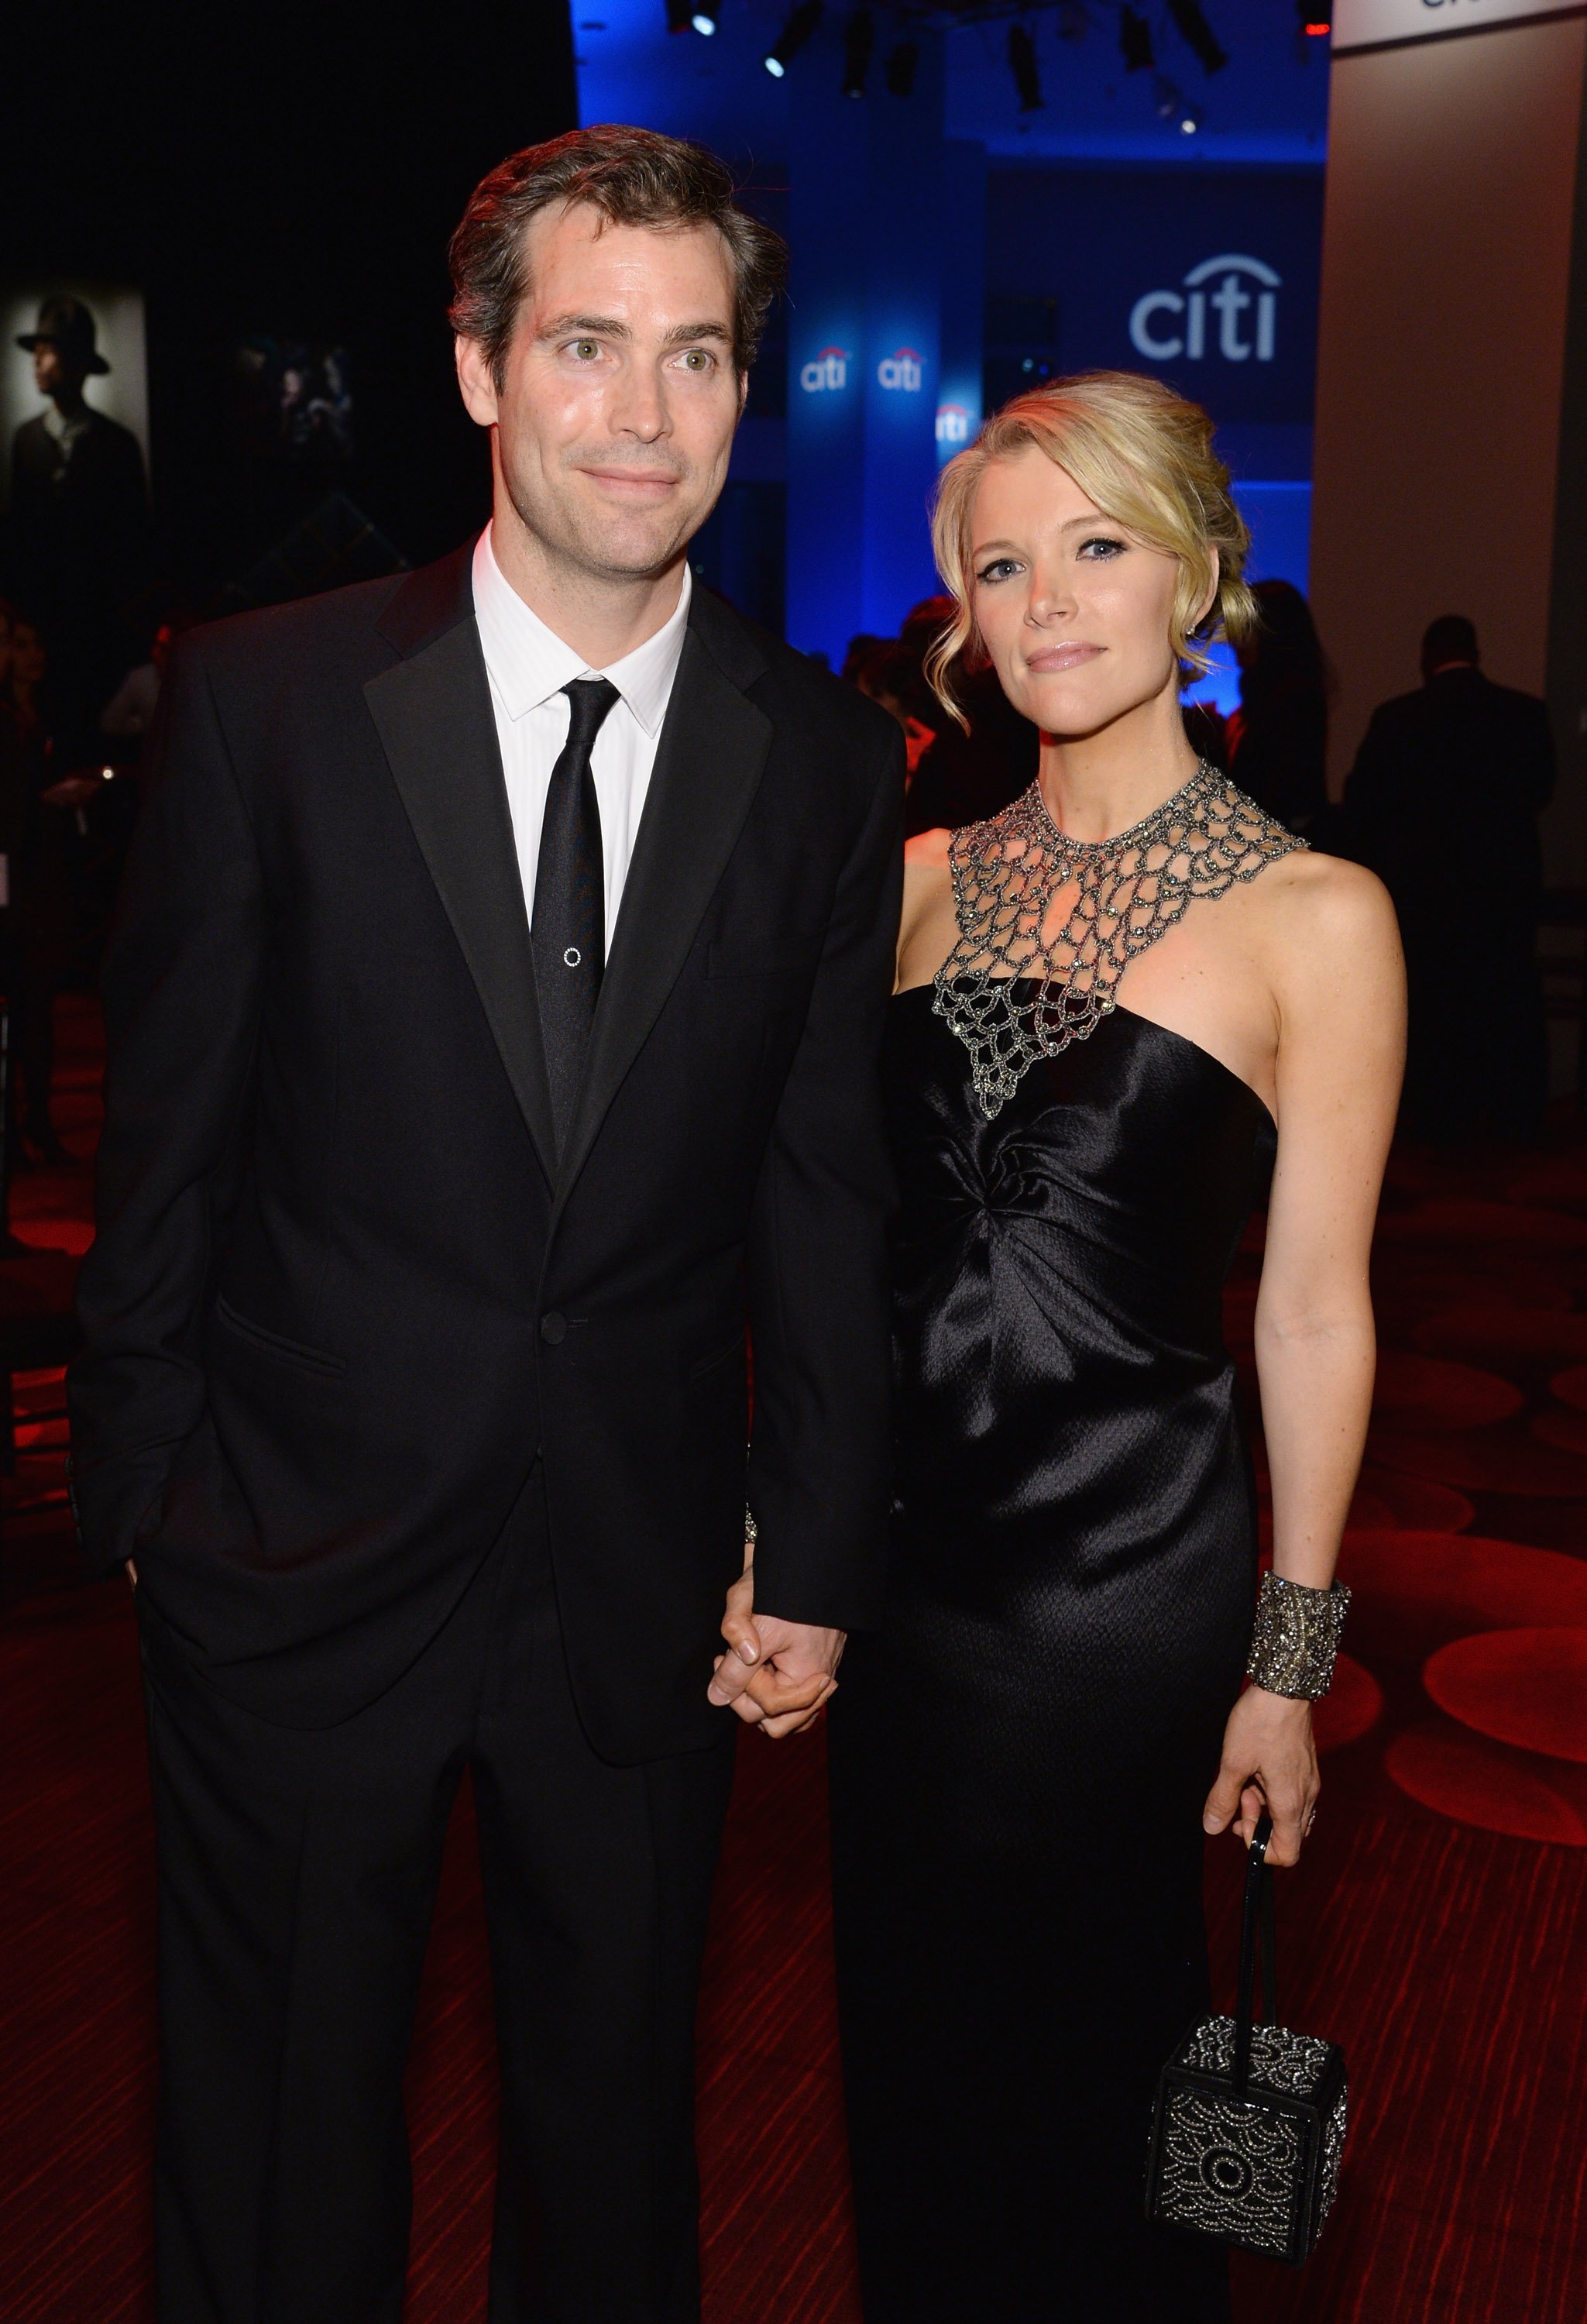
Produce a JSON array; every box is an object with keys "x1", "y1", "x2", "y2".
[{"x1": 1232, "y1": 1811, "x2": 1279, "y2": 2099}]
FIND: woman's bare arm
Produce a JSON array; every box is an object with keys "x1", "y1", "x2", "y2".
[{"x1": 1204, "y1": 857, "x2": 1405, "y2": 1866}]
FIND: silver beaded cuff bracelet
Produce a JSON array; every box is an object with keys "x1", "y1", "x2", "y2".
[
  {"x1": 1245, "y1": 1571, "x2": 1351, "y2": 1700},
  {"x1": 744, "y1": 1506, "x2": 757, "y2": 1550}
]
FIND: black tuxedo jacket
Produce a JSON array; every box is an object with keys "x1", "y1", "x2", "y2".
[{"x1": 68, "y1": 543, "x2": 904, "y2": 1755}]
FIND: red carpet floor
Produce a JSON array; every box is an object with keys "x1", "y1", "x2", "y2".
[{"x1": 2, "y1": 996, "x2": 1585, "y2": 2322}]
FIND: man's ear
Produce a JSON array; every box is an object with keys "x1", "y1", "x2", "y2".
[{"x1": 455, "y1": 335, "x2": 500, "y2": 430}]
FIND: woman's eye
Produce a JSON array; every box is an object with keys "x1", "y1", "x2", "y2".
[
  {"x1": 975, "y1": 558, "x2": 1021, "y2": 585},
  {"x1": 1077, "y1": 535, "x2": 1125, "y2": 560}
]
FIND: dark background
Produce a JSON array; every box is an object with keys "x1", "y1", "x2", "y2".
[{"x1": 3, "y1": 0, "x2": 579, "y2": 606}]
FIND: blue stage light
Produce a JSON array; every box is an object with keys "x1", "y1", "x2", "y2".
[{"x1": 765, "y1": 0, "x2": 823, "y2": 77}]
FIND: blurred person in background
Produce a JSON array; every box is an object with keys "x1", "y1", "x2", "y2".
[
  {"x1": 893, "y1": 593, "x2": 1036, "y2": 837},
  {"x1": 851, "y1": 640, "x2": 936, "y2": 779},
  {"x1": 1346, "y1": 614, "x2": 1554, "y2": 1143},
  {"x1": 0, "y1": 609, "x2": 76, "y2": 1164},
  {"x1": 1225, "y1": 578, "x2": 1330, "y2": 837},
  {"x1": 4, "y1": 297, "x2": 150, "y2": 758}
]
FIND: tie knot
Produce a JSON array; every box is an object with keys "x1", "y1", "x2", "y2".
[{"x1": 563, "y1": 676, "x2": 621, "y2": 755}]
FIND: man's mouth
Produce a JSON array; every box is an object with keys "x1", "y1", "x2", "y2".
[{"x1": 578, "y1": 466, "x2": 683, "y2": 497}]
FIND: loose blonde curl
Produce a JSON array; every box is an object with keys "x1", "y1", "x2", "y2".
[{"x1": 926, "y1": 370, "x2": 1257, "y2": 725}]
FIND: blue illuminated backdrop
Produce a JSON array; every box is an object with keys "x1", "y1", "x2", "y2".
[{"x1": 573, "y1": 0, "x2": 1328, "y2": 670}]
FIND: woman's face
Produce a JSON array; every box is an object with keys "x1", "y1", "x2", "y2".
[
  {"x1": 967, "y1": 445, "x2": 1190, "y2": 738},
  {"x1": 12, "y1": 624, "x2": 44, "y2": 686}
]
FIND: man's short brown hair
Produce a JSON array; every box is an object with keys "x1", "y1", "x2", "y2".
[{"x1": 448, "y1": 123, "x2": 788, "y2": 387}]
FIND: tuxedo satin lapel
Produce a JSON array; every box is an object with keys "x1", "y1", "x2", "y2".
[
  {"x1": 552, "y1": 627, "x2": 772, "y2": 1213},
  {"x1": 364, "y1": 618, "x2": 558, "y2": 1184}
]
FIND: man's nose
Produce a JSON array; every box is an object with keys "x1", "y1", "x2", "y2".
[{"x1": 610, "y1": 361, "x2": 671, "y2": 441}]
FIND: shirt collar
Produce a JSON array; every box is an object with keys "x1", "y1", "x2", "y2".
[{"x1": 472, "y1": 522, "x2": 692, "y2": 738}]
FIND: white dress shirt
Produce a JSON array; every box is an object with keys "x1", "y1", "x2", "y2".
[{"x1": 472, "y1": 524, "x2": 692, "y2": 943}]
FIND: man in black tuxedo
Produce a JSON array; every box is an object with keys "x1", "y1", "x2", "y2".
[
  {"x1": 68, "y1": 127, "x2": 902, "y2": 2323},
  {"x1": 5, "y1": 294, "x2": 149, "y2": 750},
  {"x1": 1345, "y1": 614, "x2": 1554, "y2": 1141}
]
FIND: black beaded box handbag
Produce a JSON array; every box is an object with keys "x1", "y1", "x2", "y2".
[{"x1": 1144, "y1": 1816, "x2": 1348, "y2": 2266}]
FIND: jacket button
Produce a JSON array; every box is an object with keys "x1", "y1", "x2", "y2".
[{"x1": 540, "y1": 1312, "x2": 567, "y2": 1346}]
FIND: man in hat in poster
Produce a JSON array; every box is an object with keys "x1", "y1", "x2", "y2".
[{"x1": 5, "y1": 294, "x2": 149, "y2": 748}]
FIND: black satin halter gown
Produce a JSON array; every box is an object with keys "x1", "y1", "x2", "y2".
[{"x1": 828, "y1": 981, "x2": 1275, "y2": 2324}]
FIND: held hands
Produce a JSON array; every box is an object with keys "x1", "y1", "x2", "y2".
[
  {"x1": 1203, "y1": 1685, "x2": 1320, "y2": 1868},
  {"x1": 708, "y1": 1556, "x2": 844, "y2": 1739}
]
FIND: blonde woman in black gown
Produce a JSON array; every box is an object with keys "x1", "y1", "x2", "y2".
[{"x1": 822, "y1": 375, "x2": 1404, "y2": 2321}]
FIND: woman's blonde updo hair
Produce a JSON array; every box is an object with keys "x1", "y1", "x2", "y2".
[{"x1": 926, "y1": 370, "x2": 1257, "y2": 723}]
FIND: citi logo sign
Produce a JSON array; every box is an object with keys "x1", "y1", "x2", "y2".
[
  {"x1": 878, "y1": 347, "x2": 924, "y2": 392},
  {"x1": 1128, "y1": 255, "x2": 1280, "y2": 365},
  {"x1": 800, "y1": 346, "x2": 849, "y2": 392},
  {"x1": 936, "y1": 401, "x2": 972, "y2": 446}
]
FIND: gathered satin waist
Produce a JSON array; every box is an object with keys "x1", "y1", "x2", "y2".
[{"x1": 881, "y1": 985, "x2": 1273, "y2": 1579}]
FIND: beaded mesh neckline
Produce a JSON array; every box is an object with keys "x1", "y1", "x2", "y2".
[{"x1": 933, "y1": 764, "x2": 1307, "y2": 1119}]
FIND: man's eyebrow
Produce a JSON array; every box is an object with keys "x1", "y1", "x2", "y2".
[
  {"x1": 538, "y1": 312, "x2": 630, "y2": 341},
  {"x1": 534, "y1": 314, "x2": 735, "y2": 349}
]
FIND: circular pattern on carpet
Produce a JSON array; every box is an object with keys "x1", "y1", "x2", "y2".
[
  {"x1": 1503, "y1": 1158, "x2": 1587, "y2": 1210},
  {"x1": 1347, "y1": 1466, "x2": 1474, "y2": 1533},
  {"x1": 1551, "y1": 1365, "x2": 1587, "y2": 1414},
  {"x1": 1372, "y1": 1251, "x2": 1574, "y2": 1308},
  {"x1": 1412, "y1": 1308, "x2": 1587, "y2": 1368},
  {"x1": 1336, "y1": 1532, "x2": 1587, "y2": 1635},
  {"x1": 1386, "y1": 1720, "x2": 1587, "y2": 1847},
  {"x1": 1313, "y1": 1652, "x2": 1383, "y2": 1752},
  {"x1": 1366, "y1": 1425, "x2": 1587, "y2": 1497},
  {"x1": 1533, "y1": 1407, "x2": 1587, "y2": 1457},
  {"x1": 1423, "y1": 1629, "x2": 1587, "y2": 1764},
  {"x1": 1374, "y1": 1199, "x2": 1587, "y2": 1250},
  {"x1": 1372, "y1": 1350, "x2": 1522, "y2": 1430}
]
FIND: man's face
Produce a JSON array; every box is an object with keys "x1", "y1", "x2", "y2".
[
  {"x1": 32, "y1": 342, "x2": 84, "y2": 400},
  {"x1": 456, "y1": 202, "x2": 745, "y2": 584}
]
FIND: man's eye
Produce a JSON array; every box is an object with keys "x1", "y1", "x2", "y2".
[
  {"x1": 679, "y1": 349, "x2": 714, "y2": 372},
  {"x1": 571, "y1": 340, "x2": 600, "y2": 361}
]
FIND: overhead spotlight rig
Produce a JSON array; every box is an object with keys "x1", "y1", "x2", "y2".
[{"x1": 731, "y1": 0, "x2": 1242, "y2": 129}]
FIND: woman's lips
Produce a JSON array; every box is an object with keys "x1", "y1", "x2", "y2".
[{"x1": 1025, "y1": 642, "x2": 1104, "y2": 673}]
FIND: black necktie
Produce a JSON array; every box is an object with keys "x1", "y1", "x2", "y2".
[{"x1": 532, "y1": 676, "x2": 620, "y2": 1154}]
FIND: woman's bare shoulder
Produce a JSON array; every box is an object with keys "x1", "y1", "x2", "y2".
[
  {"x1": 1262, "y1": 845, "x2": 1395, "y2": 935},
  {"x1": 904, "y1": 826, "x2": 953, "y2": 873},
  {"x1": 1252, "y1": 847, "x2": 1402, "y2": 998}
]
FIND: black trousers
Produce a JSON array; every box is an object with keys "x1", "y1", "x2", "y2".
[{"x1": 138, "y1": 1472, "x2": 736, "y2": 2324}]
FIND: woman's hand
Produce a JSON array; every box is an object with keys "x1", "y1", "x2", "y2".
[
  {"x1": 1203, "y1": 1686, "x2": 1319, "y2": 1867},
  {"x1": 708, "y1": 1556, "x2": 840, "y2": 1739}
]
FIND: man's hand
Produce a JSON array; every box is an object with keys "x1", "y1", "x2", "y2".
[
  {"x1": 707, "y1": 1559, "x2": 844, "y2": 1739},
  {"x1": 1203, "y1": 1686, "x2": 1319, "y2": 1867}
]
